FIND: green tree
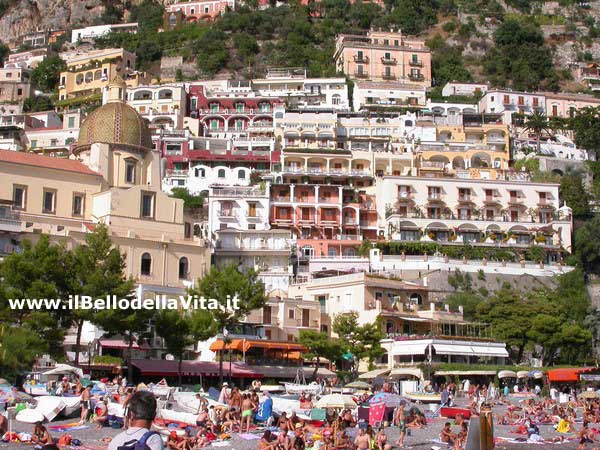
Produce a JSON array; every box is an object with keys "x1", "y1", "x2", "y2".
[
  {"x1": 0, "y1": 41, "x2": 8, "y2": 65},
  {"x1": 189, "y1": 264, "x2": 267, "y2": 383},
  {"x1": 575, "y1": 215, "x2": 600, "y2": 274},
  {"x1": 155, "y1": 309, "x2": 217, "y2": 386},
  {"x1": 446, "y1": 291, "x2": 483, "y2": 321},
  {"x1": 0, "y1": 326, "x2": 47, "y2": 380},
  {"x1": 299, "y1": 330, "x2": 344, "y2": 380},
  {"x1": 570, "y1": 107, "x2": 600, "y2": 158},
  {"x1": 523, "y1": 111, "x2": 552, "y2": 153},
  {"x1": 22, "y1": 95, "x2": 54, "y2": 113},
  {"x1": 559, "y1": 174, "x2": 591, "y2": 220},
  {"x1": 0, "y1": 235, "x2": 72, "y2": 356},
  {"x1": 31, "y1": 56, "x2": 66, "y2": 92},
  {"x1": 130, "y1": 0, "x2": 165, "y2": 33},
  {"x1": 332, "y1": 312, "x2": 384, "y2": 375},
  {"x1": 68, "y1": 224, "x2": 136, "y2": 367},
  {"x1": 170, "y1": 187, "x2": 205, "y2": 210}
]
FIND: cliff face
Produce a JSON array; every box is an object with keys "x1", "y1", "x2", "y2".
[{"x1": 0, "y1": 0, "x2": 106, "y2": 43}]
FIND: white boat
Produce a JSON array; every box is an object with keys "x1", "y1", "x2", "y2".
[
  {"x1": 23, "y1": 382, "x2": 50, "y2": 396},
  {"x1": 283, "y1": 382, "x2": 322, "y2": 396},
  {"x1": 157, "y1": 408, "x2": 198, "y2": 425},
  {"x1": 269, "y1": 395, "x2": 311, "y2": 419},
  {"x1": 107, "y1": 400, "x2": 125, "y2": 418},
  {"x1": 149, "y1": 379, "x2": 175, "y2": 399},
  {"x1": 60, "y1": 396, "x2": 81, "y2": 417},
  {"x1": 33, "y1": 396, "x2": 66, "y2": 421}
]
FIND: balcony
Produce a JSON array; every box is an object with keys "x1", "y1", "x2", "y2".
[
  {"x1": 381, "y1": 72, "x2": 396, "y2": 80},
  {"x1": 246, "y1": 213, "x2": 262, "y2": 220},
  {"x1": 353, "y1": 55, "x2": 369, "y2": 63},
  {"x1": 218, "y1": 211, "x2": 238, "y2": 221},
  {"x1": 212, "y1": 187, "x2": 266, "y2": 197},
  {"x1": 0, "y1": 206, "x2": 21, "y2": 232},
  {"x1": 354, "y1": 71, "x2": 369, "y2": 79},
  {"x1": 381, "y1": 57, "x2": 397, "y2": 65},
  {"x1": 408, "y1": 73, "x2": 424, "y2": 82},
  {"x1": 508, "y1": 197, "x2": 524, "y2": 206},
  {"x1": 409, "y1": 59, "x2": 423, "y2": 67},
  {"x1": 342, "y1": 218, "x2": 357, "y2": 226}
]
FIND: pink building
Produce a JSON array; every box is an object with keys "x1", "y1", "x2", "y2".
[
  {"x1": 165, "y1": 0, "x2": 235, "y2": 22},
  {"x1": 544, "y1": 92, "x2": 600, "y2": 118},
  {"x1": 334, "y1": 29, "x2": 432, "y2": 87}
]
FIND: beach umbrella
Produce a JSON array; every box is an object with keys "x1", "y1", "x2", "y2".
[
  {"x1": 528, "y1": 370, "x2": 544, "y2": 379},
  {"x1": 345, "y1": 381, "x2": 371, "y2": 390},
  {"x1": 16, "y1": 409, "x2": 45, "y2": 424},
  {"x1": 579, "y1": 391, "x2": 600, "y2": 399},
  {"x1": 314, "y1": 394, "x2": 357, "y2": 409},
  {"x1": 498, "y1": 370, "x2": 517, "y2": 379},
  {"x1": 368, "y1": 392, "x2": 406, "y2": 407},
  {"x1": 517, "y1": 371, "x2": 530, "y2": 379},
  {"x1": 0, "y1": 378, "x2": 9, "y2": 385},
  {"x1": 43, "y1": 364, "x2": 84, "y2": 378}
]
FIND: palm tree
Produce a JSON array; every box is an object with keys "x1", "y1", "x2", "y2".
[{"x1": 524, "y1": 111, "x2": 552, "y2": 153}]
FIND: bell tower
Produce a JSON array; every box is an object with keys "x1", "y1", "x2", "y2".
[{"x1": 103, "y1": 75, "x2": 127, "y2": 104}]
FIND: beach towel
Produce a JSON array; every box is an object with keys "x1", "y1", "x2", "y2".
[
  {"x1": 368, "y1": 402, "x2": 385, "y2": 427},
  {"x1": 49, "y1": 423, "x2": 90, "y2": 432},
  {"x1": 238, "y1": 433, "x2": 261, "y2": 440},
  {"x1": 255, "y1": 398, "x2": 273, "y2": 422},
  {"x1": 556, "y1": 419, "x2": 570, "y2": 433},
  {"x1": 211, "y1": 441, "x2": 231, "y2": 447}
]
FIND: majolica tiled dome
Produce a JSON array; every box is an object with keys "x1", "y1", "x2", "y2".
[{"x1": 75, "y1": 79, "x2": 152, "y2": 152}]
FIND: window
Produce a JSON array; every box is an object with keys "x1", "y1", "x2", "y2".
[
  {"x1": 125, "y1": 160, "x2": 136, "y2": 183},
  {"x1": 218, "y1": 169, "x2": 226, "y2": 178},
  {"x1": 210, "y1": 103, "x2": 219, "y2": 112},
  {"x1": 141, "y1": 253, "x2": 152, "y2": 275},
  {"x1": 248, "y1": 202, "x2": 257, "y2": 217},
  {"x1": 17, "y1": 88, "x2": 23, "y2": 96},
  {"x1": 263, "y1": 306, "x2": 272, "y2": 324},
  {"x1": 72, "y1": 193, "x2": 84, "y2": 216},
  {"x1": 288, "y1": 309, "x2": 295, "y2": 319},
  {"x1": 178, "y1": 257, "x2": 189, "y2": 279},
  {"x1": 195, "y1": 167, "x2": 205, "y2": 178},
  {"x1": 13, "y1": 185, "x2": 27, "y2": 210},
  {"x1": 552, "y1": 105, "x2": 558, "y2": 116},
  {"x1": 332, "y1": 94, "x2": 341, "y2": 105},
  {"x1": 238, "y1": 169, "x2": 246, "y2": 179},
  {"x1": 30, "y1": 140, "x2": 37, "y2": 148},
  {"x1": 235, "y1": 103, "x2": 244, "y2": 112},
  {"x1": 42, "y1": 189, "x2": 56, "y2": 214},
  {"x1": 68, "y1": 116, "x2": 75, "y2": 128},
  {"x1": 141, "y1": 192, "x2": 155, "y2": 219}
]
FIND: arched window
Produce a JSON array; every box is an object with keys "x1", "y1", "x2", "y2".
[
  {"x1": 218, "y1": 169, "x2": 226, "y2": 178},
  {"x1": 179, "y1": 257, "x2": 189, "y2": 279},
  {"x1": 328, "y1": 247, "x2": 337, "y2": 257},
  {"x1": 141, "y1": 253, "x2": 152, "y2": 275},
  {"x1": 332, "y1": 94, "x2": 341, "y2": 105},
  {"x1": 238, "y1": 169, "x2": 246, "y2": 179},
  {"x1": 410, "y1": 293, "x2": 422, "y2": 305},
  {"x1": 195, "y1": 167, "x2": 205, "y2": 178}
]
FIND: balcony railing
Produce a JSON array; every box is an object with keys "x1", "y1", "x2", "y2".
[
  {"x1": 353, "y1": 55, "x2": 369, "y2": 63},
  {"x1": 354, "y1": 71, "x2": 369, "y2": 78},
  {"x1": 381, "y1": 72, "x2": 396, "y2": 80},
  {"x1": 212, "y1": 188, "x2": 266, "y2": 197},
  {"x1": 381, "y1": 57, "x2": 397, "y2": 65},
  {"x1": 408, "y1": 73, "x2": 424, "y2": 81},
  {"x1": 409, "y1": 60, "x2": 423, "y2": 67}
]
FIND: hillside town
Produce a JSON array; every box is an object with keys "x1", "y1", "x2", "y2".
[{"x1": 1, "y1": 0, "x2": 600, "y2": 447}]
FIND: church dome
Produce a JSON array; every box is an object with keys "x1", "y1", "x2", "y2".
[{"x1": 75, "y1": 101, "x2": 153, "y2": 152}]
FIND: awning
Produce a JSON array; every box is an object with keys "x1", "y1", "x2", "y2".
[
  {"x1": 389, "y1": 368, "x2": 423, "y2": 379},
  {"x1": 209, "y1": 339, "x2": 251, "y2": 352},
  {"x1": 435, "y1": 370, "x2": 497, "y2": 376},
  {"x1": 209, "y1": 339, "x2": 307, "y2": 353},
  {"x1": 548, "y1": 368, "x2": 595, "y2": 383},
  {"x1": 99, "y1": 339, "x2": 150, "y2": 350},
  {"x1": 253, "y1": 366, "x2": 336, "y2": 379},
  {"x1": 470, "y1": 345, "x2": 509, "y2": 358},
  {"x1": 131, "y1": 360, "x2": 263, "y2": 378},
  {"x1": 358, "y1": 368, "x2": 391, "y2": 380},
  {"x1": 432, "y1": 343, "x2": 474, "y2": 356},
  {"x1": 391, "y1": 342, "x2": 429, "y2": 356}
]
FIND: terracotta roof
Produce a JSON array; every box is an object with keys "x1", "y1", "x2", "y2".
[{"x1": 0, "y1": 150, "x2": 101, "y2": 176}]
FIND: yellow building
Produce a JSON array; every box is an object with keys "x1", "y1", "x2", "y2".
[
  {"x1": 417, "y1": 121, "x2": 510, "y2": 179},
  {"x1": 58, "y1": 48, "x2": 147, "y2": 101},
  {"x1": 0, "y1": 77, "x2": 209, "y2": 295}
]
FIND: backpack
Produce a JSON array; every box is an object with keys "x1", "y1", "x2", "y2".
[{"x1": 117, "y1": 431, "x2": 161, "y2": 450}]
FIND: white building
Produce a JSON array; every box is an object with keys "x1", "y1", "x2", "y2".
[
  {"x1": 71, "y1": 23, "x2": 138, "y2": 43},
  {"x1": 441, "y1": 81, "x2": 489, "y2": 97},
  {"x1": 251, "y1": 68, "x2": 349, "y2": 110},
  {"x1": 126, "y1": 83, "x2": 187, "y2": 129},
  {"x1": 352, "y1": 81, "x2": 426, "y2": 111},
  {"x1": 377, "y1": 175, "x2": 573, "y2": 254},
  {"x1": 478, "y1": 89, "x2": 545, "y2": 123}
]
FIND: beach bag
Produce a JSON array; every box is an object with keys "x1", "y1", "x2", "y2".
[
  {"x1": 116, "y1": 431, "x2": 160, "y2": 450},
  {"x1": 58, "y1": 434, "x2": 72, "y2": 445}
]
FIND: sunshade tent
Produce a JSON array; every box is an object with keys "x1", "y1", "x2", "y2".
[
  {"x1": 345, "y1": 381, "x2": 371, "y2": 389},
  {"x1": 314, "y1": 394, "x2": 357, "y2": 409},
  {"x1": 517, "y1": 371, "x2": 530, "y2": 379},
  {"x1": 358, "y1": 369, "x2": 391, "y2": 380},
  {"x1": 43, "y1": 364, "x2": 84, "y2": 378},
  {"x1": 16, "y1": 409, "x2": 45, "y2": 424},
  {"x1": 579, "y1": 391, "x2": 600, "y2": 399},
  {"x1": 498, "y1": 370, "x2": 517, "y2": 379}
]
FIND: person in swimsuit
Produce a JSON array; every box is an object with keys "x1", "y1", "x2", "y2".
[
  {"x1": 31, "y1": 422, "x2": 51, "y2": 445},
  {"x1": 196, "y1": 404, "x2": 209, "y2": 427},
  {"x1": 578, "y1": 422, "x2": 596, "y2": 450},
  {"x1": 241, "y1": 393, "x2": 255, "y2": 433},
  {"x1": 441, "y1": 422, "x2": 456, "y2": 446},
  {"x1": 79, "y1": 386, "x2": 91, "y2": 425}
]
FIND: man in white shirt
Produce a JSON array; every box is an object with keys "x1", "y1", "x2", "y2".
[{"x1": 108, "y1": 390, "x2": 164, "y2": 450}]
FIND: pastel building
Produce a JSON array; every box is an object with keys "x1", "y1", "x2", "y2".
[
  {"x1": 165, "y1": 0, "x2": 236, "y2": 22},
  {"x1": 441, "y1": 81, "x2": 489, "y2": 97},
  {"x1": 378, "y1": 176, "x2": 573, "y2": 258},
  {"x1": 6, "y1": 48, "x2": 51, "y2": 69},
  {"x1": 25, "y1": 110, "x2": 83, "y2": 156},
  {"x1": 126, "y1": 83, "x2": 187, "y2": 130},
  {"x1": 478, "y1": 89, "x2": 545, "y2": 123},
  {"x1": 544, "y1": 92, "x2": 600, "y2": 118},
  {"x1": 71, "y1": 23, "x2": 138, "y2": 43},
  {"x1": 287, "y1": 271, "x2": 508, "y2": 367},
  {"x1": 0, "y1": 66, "x2": 32, "y2": 104},
  {"x1": 58, "y1": 48, "x2": 146, "y2": 101},
  {"x1": 0, "y1": 77, "x2": 210, "y2": 295},
  {"x1": 334, "y1": 30, "x2": 432, "y2": 87}
]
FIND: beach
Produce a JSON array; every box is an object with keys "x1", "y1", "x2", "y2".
[{"x1": 1, "y1": 401, "x2": 585, "y2": 449}]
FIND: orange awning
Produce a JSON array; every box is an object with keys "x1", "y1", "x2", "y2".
[
  {"x1": 547, "y1": 368, "x2": 594, "y2": 382},
  {"x1": 209, "y1": 339, "x2": 250, "y2": 352}
]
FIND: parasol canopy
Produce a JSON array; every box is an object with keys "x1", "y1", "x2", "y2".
[
  {"x1": 314, "y1": 394, "x2": 357, "y2": 409},
  {"x1": 368, "y1": 392, "x2": 407, "y2": 407}
]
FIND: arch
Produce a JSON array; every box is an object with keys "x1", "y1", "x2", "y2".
[
  {"x1": 552, "y1": 168, "x2": 564, "y2": 176},
  {"x1": 85, "y1": 71, "x2": 93, "y2": 83},
  {"x1": 508, "y1": 225, "x2": 528, "y2": 233},
  {"x1": 178, "y1": 257, "x2": 189, "y2": 279},
  {"x1": 237, "y1": 169, "x2": 246, "y2": 179},
  {"x1": 217, "y1": 168, "x2": 226, "y2": 178},
  {"x1": 141, "y1": 252, "x2": 152, "y2": 275},
  {"x1": 327, "y1": 247, "x2": 338, "y2": 257},
  {"x1": 76, "y1": 74, "x2": 84, "y2": 85},
  {"x1": 133, "y1": 90, "x2": 153, "y2": 100},
  {"x1": 471, "y1": 152, "x2": 492, "y2": 168},
  {"x1": 463, "y1": 107, "x2": 476, "y2": 114},
  {"x1": 158, "y1": 89, "x2": 174, "y2": 100},
  {"x1": 301, "y1": 245, "x2": 314, "y2": 258},
  {"x1": 398, "y1": 220, "x2": 419, "y2": 230},
  {"x1": 425, "y1": 222, "x2": 448, "y2": 231},
  {"x1": 452, "y1": 156, "x2": 466, "y2": 169},
  {"x1": 457, "y1": 223, "x2": 480, "y2": 231},
  {"x1": 94, "y1": 70, "x2": 102, "y2": 80},
  {"x1": 332, "y1": 94, "x2": 341, "y2": 105},
  {"x1": 447, "y1": 107, "x2": 460, "y2": 116},
  {"x1": 429, "y1": 155, "x2": 450, "y2": 164},
  {"x1": 344, "y1": 247, "x2": 356, "y2": 257},
  {"x1": 486, "y1": 224, "x2": 501, "y2": 232},
  {"x1": 194, "y1": 167, "x2": 206, "y2": 178},
  {"x1": 432, "y1": 106, "x2": 445, "y2": 115},
  {"x1": 409, "y1": 293, "x2": 423, "y2": 305}
]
